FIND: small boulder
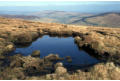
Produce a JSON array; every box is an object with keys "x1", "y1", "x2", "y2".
[
  {"x1": 55, "y1": 67, "x2": 67, "y2": 74},
  {"x1": 44, "y1": 54, "x2": 60, "y2": 61},
  {"x1": 31, "y1": 50, "x2": 40, "y2": 57}
]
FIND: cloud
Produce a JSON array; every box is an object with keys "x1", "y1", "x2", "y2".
[{"x1": 0, "y1": 1, "x2": 119, "y2": 6}]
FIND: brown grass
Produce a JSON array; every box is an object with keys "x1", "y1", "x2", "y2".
[{"x1": 0, "y1": 17, "x2": 120, "y2": 80}]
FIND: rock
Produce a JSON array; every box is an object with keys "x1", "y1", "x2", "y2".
[
  {"x1": 31, "y1": 50, "x2": 40, "y2": 57},
  {"x1": 44, "y1": 54, "x2": 60, "y2": 61},
  {"x1": 66, "y1": 56, "x2": 72, "y2": 63},
  {"x1": 54, "y1": 62, "x2": 63, "y2": 69},
  {"x1": 55, "y1": 67, "x2": 67, "y2": 74}
]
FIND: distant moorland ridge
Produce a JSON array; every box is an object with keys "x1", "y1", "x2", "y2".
[{"x1": 0, "y1": 11, "x2": 120, "y2": 28}]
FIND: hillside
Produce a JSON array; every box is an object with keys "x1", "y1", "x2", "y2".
[
  {"x1": 29, "y1": 10, "x2": 93, "y2": 24},
  {"x1": 85, "y1": 13, "x2": 120, "y2": 27},
  {"x1": 0, "y1": 17, "x2": 120, "y2": 80},
  {"x1": 0, "y1": 14, "x2": 39, "y2": 20},
  {"x1": 0, "y1": 10, "x2": 93, "y2": 24},
  {"x1": 0, "y1": 11, "x2": 120, "y2": 27}
]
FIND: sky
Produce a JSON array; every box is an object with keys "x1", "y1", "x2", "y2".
[
  {"x1": 0, "y1": 1, "x2": 120, "y2": 6},
  {"x1": 0, "y1": 1, "x2": 120, "y2": 14}
]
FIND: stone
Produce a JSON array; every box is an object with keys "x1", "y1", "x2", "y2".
[
  {"x1": 44, "y1": 54, "x2": 60, "y2": 61},
  {"x1": 55, "y1": 67, "x2": 67, "y2": 74},
  {"x1": 31, "y1": 50, "x2": 40, "y2": 57}
]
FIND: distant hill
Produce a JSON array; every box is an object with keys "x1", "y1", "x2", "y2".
[
  {"x1": 0, "y1": 14, "x2": 39, "y2": 20},
  {"x1": 0, "y1": 10, "x2": 93, "y2": 24},
  {"x1": 0, "y1": 11, "x2": 120, "y2": 27},
  {"x1": 84, "y1": 12, "x2": 120, "y2": 27},
  {"x1": 28, "y1": 10, "x2": 93, "y2": 24}
]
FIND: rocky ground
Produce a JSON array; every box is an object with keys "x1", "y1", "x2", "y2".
[{"x1": 0, "y1": 17, "x2": 120, "y2": 80}]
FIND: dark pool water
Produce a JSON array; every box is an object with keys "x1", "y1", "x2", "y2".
[{"x1": 11, "y1": 35, "x2": 99, "y2": 67}]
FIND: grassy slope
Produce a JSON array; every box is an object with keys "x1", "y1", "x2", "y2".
[{"x1": 85, "y1": 13, "x2": 120, "y2": 27}]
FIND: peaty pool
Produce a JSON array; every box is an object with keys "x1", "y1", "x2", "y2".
[{"x1": 11, "y1": 35, "x2": 100, "y2": 68}]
